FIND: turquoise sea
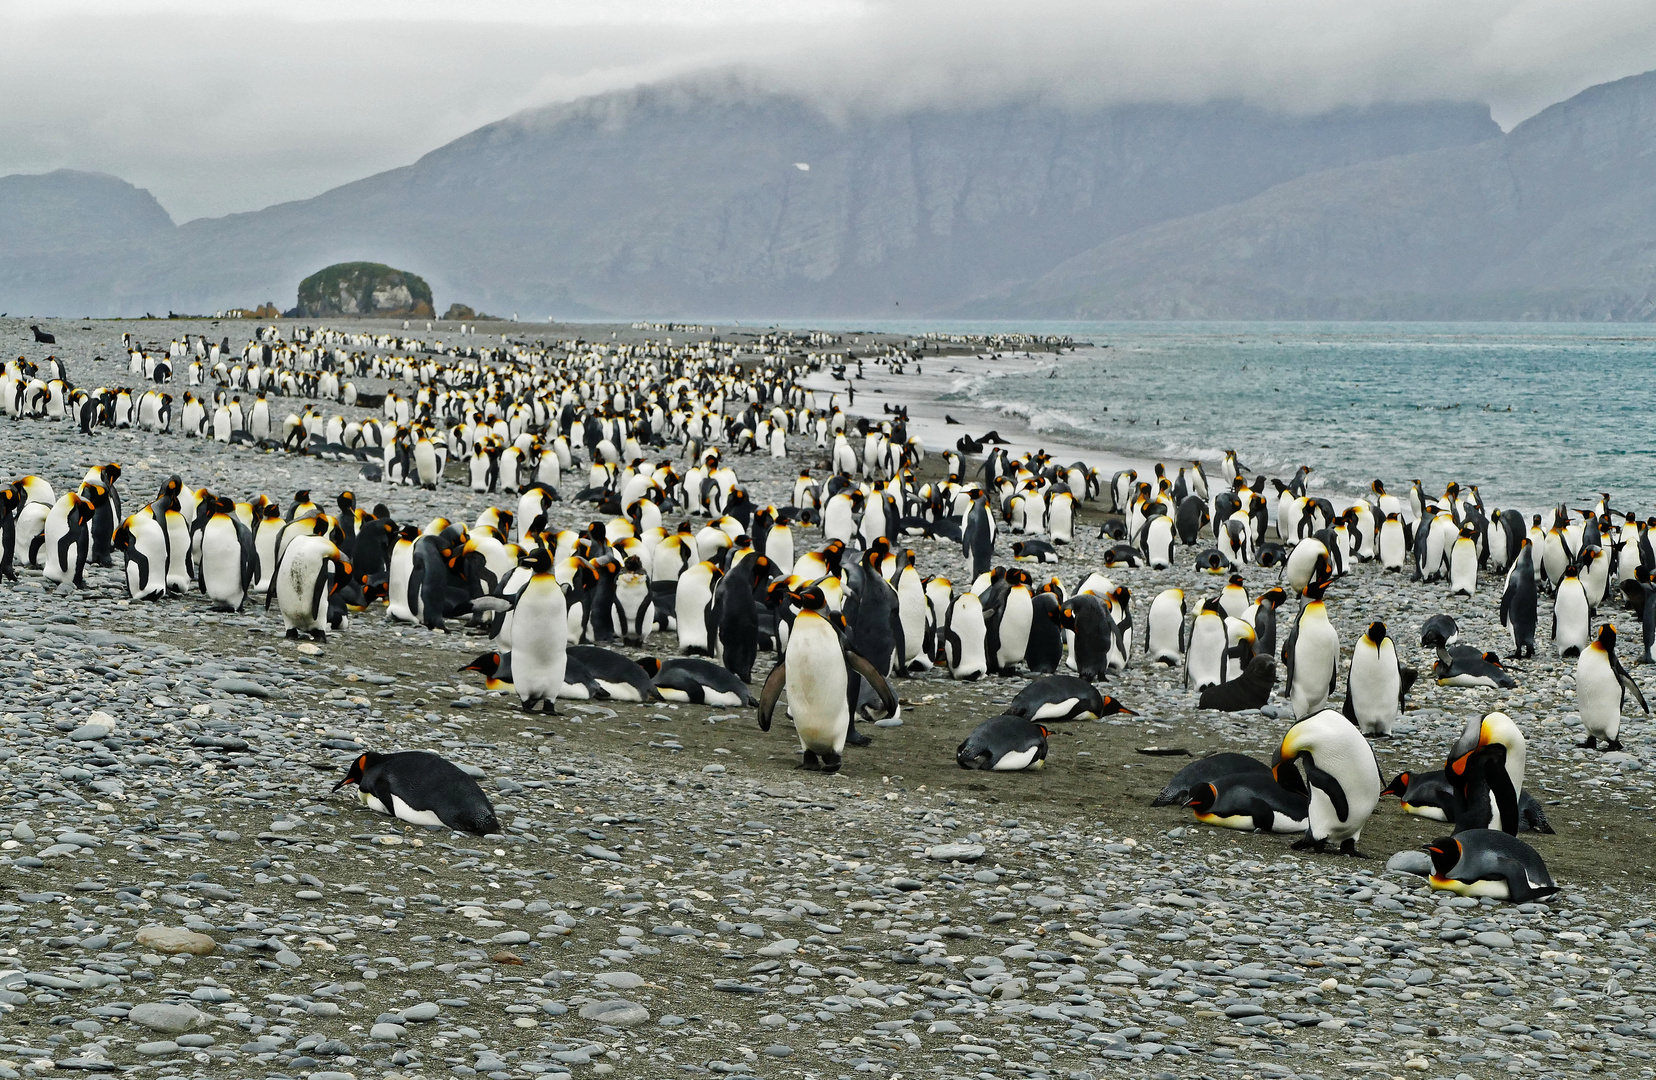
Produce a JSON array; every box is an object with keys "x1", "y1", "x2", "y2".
[{"x1": 810, "y1": 321, "x2": 1656, "y2": 516}]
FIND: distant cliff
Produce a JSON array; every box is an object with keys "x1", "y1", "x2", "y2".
[
  {"x1": 0, "y1": 79, "x2": 1498, "y2": 318},
  {"x1": 295, "y1": 262, "x2": 434, "y2": 318},
  {"x1": 987, "y1": 69, "x2": 1656, "y2": 320}
]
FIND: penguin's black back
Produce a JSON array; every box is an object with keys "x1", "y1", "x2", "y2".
[{"x1": 365, "y1": 751, "x2": 499, "y2": 835}]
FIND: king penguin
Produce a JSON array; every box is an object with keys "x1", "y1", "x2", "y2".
[
  {"x1": 1273, "y1": 708, "x2": 1384, "y2": 856},
  {"x1": 331, "y1": 751, "x2": 501, "y2": 835},
  {"x1": 1575, "y1": 624, "x2": 1648, "y2": 751},
  {"x1": 1343, "y1": 621, "x2": 1403, "y2": 736},
  {"x1": 1499, "y1": 539, "x2": 1538, "y2": 659},
  {"x1": 508, "y1": 548, "x2": 569, "y2": 713},
  {"x1": 757, "y1": 585, "x2": 896, "y2": 773},
  {"x1": 1282, "y1": 578, "x2": 1339, "y2": 718}
]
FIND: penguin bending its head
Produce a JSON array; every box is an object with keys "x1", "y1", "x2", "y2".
[
  {"x1": 331, "y1": 750, "x2": 500, "y2": 836},
  {"x1": 1273, "y1": 708, "x2": 1383, "y2": 856},
  {"x1": 1445, "y1": 711, "x2": 1526, "y2": 834}
]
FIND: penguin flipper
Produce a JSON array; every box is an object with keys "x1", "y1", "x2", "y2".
[
  {"x1": 1612, "y1": 654, "x2": 1650, "y2": 713},
  {"x1": 846, "y1": 649, "x2": 898, "y2": 719},
  {"x1": 1341, "y1": 691, "x2": 1357, "y2": 725},
  {"x1": 757, "y1": 661, "x2": 786, "y2": 732},
  {"x1": 1492, "y1": 855, "x2": 1557, "y2": 904},
  {"x1": 1302, "y1": 755, "x2": 1350, "y2": 823}
]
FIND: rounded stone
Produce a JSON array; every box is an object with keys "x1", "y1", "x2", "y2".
[
  {"x1": 578, "y1": 998, "x2": 650, "y2": 1028},
  {"x1": 134, "y1": 925, "x2": 218, "y2": 956}
]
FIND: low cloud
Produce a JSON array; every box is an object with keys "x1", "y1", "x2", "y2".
[{"x1": 2, "y1": 0, "x2": 1654, "y2": 220}]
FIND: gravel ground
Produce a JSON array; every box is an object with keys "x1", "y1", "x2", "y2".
[{"x1": 0, "y1": 316, "x2": 1651, "y2": 1080}]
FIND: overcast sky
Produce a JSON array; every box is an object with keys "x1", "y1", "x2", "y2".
[{"x1": 4, "y1": 0, "x2": 1656, "y2": 222}]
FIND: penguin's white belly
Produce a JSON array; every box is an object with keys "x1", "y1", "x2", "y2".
[
  {"x1": 1031, "y1": 698, "x2": 1081, "y2": 721},
  {"x1": 787, "y1": 629, "x2": 849, "y2": 754},
  {"x1": 1309, "y1": 788, "x2": 1361, "y2": 842},
  {"x1": 202, "y1": 548, "x2": 243, "y2": 604},
  {"x1": 1429, "y1": 875, "x2": 1510, "y2": 900},
  {"x1": 991, "y1": 747, "x2": 1043, "y2": 771},
  {"x1": 1449, "y1": 547, "x2": 1477, "y2": 594},
  {"x1": 1577, "y1": 667, "x2": 1621, "y2": 737},
  {"x1": 389, "y1": 795, "x2": 446, "y2": 828},
  {"x1": 701, "y1": 689, "x2": 748, "y2": 708},
  {"x1": 594, "y1": 679, "x2": 645, "y2": 702}
]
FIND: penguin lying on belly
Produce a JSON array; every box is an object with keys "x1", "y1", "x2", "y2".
[
  {"x1": 1380, "y1": 769, "x2": 1554, "y2": 833},
  {"x1": 956, "y1": 714, "x2": 1050, "y2": 771},
  {"x1": 1005, "y1": 675, "x2": 1132, "y2": 723},
  {"x1": 1150, "y1": 752, "x2": 1273, "y2": 807},
  {"x1": 331, "y1": 751, "x2": 500, "y2": 835},
  {"x1": 1424, "y1": 830, "x2": 1558, "y2": 903},
  {"x1": 1182, "y1": 775, "x2": 1308, "y2": 834},
  {"x1": 1433, "y1": 647, "x2": 1517, "y2": 688}
]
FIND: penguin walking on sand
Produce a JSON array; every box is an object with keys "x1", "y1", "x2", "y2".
[
  {"x1": 1575, "y1": 624, "x2": 1647, "y2": 751},
  {"x1": 268, "y1": 532, "x2": 347, "y2": 640},
  {"x1": 956, "y1": 714, "x2": 1050, "y2": 771},
  {"x1": 508, "y1": 549, "x2": 569, "y2": 713},
  {"x1": 1499, "y1": 540, "x2": 1538, "y2": 658},
  {"x1": 1343, "y1": 621, "x2": 1403, "y2": 736},
  {"x1": 758, "y1": 585, "x2": 896, "y2": 773},
  {"x1": 1423, "y1": 830, "x2": 1557, "y2": 903},
  {"x1": 1273, "y1": 708, "x2": 1383, "y2": 856},
  {"x1": 331, "y1": 751, "x2": 500, "y2": 835},
  {"x1": 1282, "y1": 579, "x2": 1339, "y2": 718}
]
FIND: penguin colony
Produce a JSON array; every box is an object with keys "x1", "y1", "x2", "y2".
[{"x1": 3, "y1": 327, "x2": 1647, "y2": 901}]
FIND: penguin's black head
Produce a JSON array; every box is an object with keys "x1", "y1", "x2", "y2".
[
  {"x1": 1380, "y1": 772, "x2": 1410, "y2": 798},
  {"x1": 1424, "y1": 836, "x2": 1460, "y2": 877},
  {"x1": 1181, "y1": 783, "x2": 1218, "y2": 814},
  {"x1": 331, "y1": 752, "x2": 382, "y2": 792},
  {"x1": 1227, "y1": 575, "x2": 1244, "y2": 588},
  {"x1": 1365, "y1": 622, "x2": 1387, "y2": 645},
  {"x1": 520, "y1": 548, "x2": 553, "y2": 573},
  {"x1": 636, "y1": 657, "x2": 662, "y2": 678},
  {"x1": 1597, "y1": 624, "x2": 1617, "y2": 649},
  {"x1": 460, "y1": 652, "x2": 502, "y2": 677},
  {"x1": 1008, "y1": 568, "x2": 1031, "y2": 587},
  {"x1": 794, "y1": 585, "x2": 828, "y2": 611}
]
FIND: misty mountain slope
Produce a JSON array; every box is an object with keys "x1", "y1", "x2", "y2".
[
  {"x1": 991, "y1": 68, "x2": 1656, "y2": 320},
  {"x1": 0, "y1": 80, "x2": 1497, "y2": 317},
  {"x1": 0, "y1": 170, "x2": 175, "y2": 315}
]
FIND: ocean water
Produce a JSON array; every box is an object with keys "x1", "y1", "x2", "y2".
[{"x1": 846, "y1": 321, "x2": 1656, "y2": 516}]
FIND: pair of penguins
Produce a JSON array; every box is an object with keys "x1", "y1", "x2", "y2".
[{"x1": 1155, "y1": 709, "x2": 1556, "y2": 902}]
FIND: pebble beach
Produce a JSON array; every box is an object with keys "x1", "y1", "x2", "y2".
[{"x1": 0, "y1": 315, "x2": 1650, "y2": 1080}]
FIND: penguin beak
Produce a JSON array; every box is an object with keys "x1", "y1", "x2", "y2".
[{"x1": 329, "y1": 775, "x2": 354, "y2": 792}]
